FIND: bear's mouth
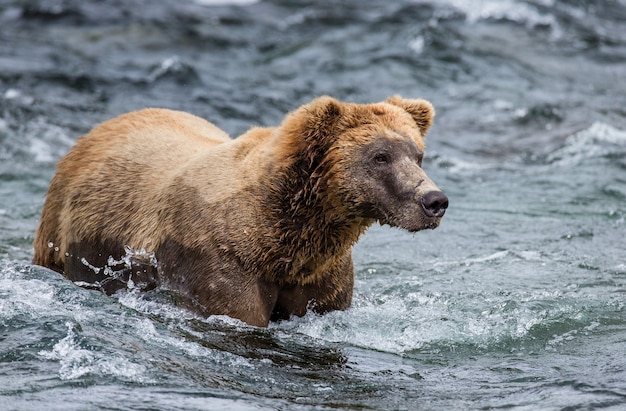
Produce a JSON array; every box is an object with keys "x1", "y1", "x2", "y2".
[
  {"x1": 403, "y1": 218, "x2": 442, "y2": 233},
  {"x1": 378, "y1": 209, "x2": 442, "y2": 233},
  {"x1": 421, "y1": 219, "x2": 442, "y2": 231}
]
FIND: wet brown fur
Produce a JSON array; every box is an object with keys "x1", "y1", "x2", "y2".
[{"x1": 33, "y1": 96, "x2": 444, "y2": 326}]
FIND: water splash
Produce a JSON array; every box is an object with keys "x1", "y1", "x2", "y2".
[
  {"x1": 77, "y1": 245, "x2": 159, "y2": 291},
  {"x1": 80, "y1": 257, "x2": 101, "y2": 274}
]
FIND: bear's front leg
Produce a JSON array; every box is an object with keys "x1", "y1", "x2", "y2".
[
  {"x1": 270, "y1": 253, "x2": 355, "y2": 322},
  {"x1": 157, "y1": 238, "x2": 281, "y2": 327},
  {"x1": 182, "y1": 273, "x2": 281, "y2": 327}
]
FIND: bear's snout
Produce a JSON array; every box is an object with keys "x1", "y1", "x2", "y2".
[{"x1": 420, "y1": 190, "x2": 449, "y2": 218}]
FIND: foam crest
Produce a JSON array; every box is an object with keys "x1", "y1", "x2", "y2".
[
  {"x1": 0, "y1": 263, "x2": 65, "y2": 320},
  {"x1": 116, "y1": 289, "x2": 255, "y2": 368},
  {"x1": 546, "y1": 122, "x2": 626, "y2": 166},
  {"x1": 433, "y1": 250, "x2": 510, "y2": 268},
  {"x1": 116, "y1": 288, "x2": 199, "y2": 322},
  {"x1": 442, "y1": 0, "x2": 556, "y2": 27},
  {"x1": 39, "y1": 322, "x2": 147, "y2": 381},
  {"x1": 148, "y1": 56, "x2": 202, "y2": 86},
  {"x1": 22, "y1": 117, "x2": 74, "y2": 163},
  {"x1": 134, "y1": 317, "x2": 254, "y2": 368},
  {"x1": 1, "y1": 264, "x2": 152, "y2": 381},
  {"x1": 194, "y1": 0, "x2": 258, "y2": 5},
  {"x1": 432, "y1": 153, "x2": 499, "y2": 175},
  {"x1": 277, "y1": 291, "x2": 459, "y2": 354}
]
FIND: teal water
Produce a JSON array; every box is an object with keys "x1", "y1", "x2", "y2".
[{"x1": 1, "y1": 0, "x2": 625, "y2": 409}]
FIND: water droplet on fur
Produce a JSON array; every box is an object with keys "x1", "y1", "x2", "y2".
[{"x1": 47, "y1": 242, "x2": 54, "y2": 248}]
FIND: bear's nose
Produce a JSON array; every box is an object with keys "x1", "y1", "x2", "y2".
[{"x1": 421, "y1": 191, "x2": 448, "y2": 218}]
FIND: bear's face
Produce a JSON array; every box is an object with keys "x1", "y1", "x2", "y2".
[
  {"x1": 275, "y1": 96, "x2": 448, "y2": 233},
  {"x1": 326, "y1": 98, "x2": 448, "y2": 232},
  {"x1": 343, "y1": 127, "x2": 447, "y2": 232}
]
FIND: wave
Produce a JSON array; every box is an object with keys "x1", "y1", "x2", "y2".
[
  {"x1": 0, "y1": 262, "x2": 149, "y2": 380},
  {"x1": 0, "y1": 112, "x2": 74, "y2": 165},
  {"x1": 193, "y1": 0, "x2": 259, "y2": 5},
  {"x1": 38, "y1": 321, "x2": 148, "y2": 381},
  {"x1": 439, "y1": 0, "x2": 626, "y2": 50},
  {"x1": 430, "y1": 121, "x2": 626, "y2": 179},
  {"x1": 147, "y1": 55, "x2": 204, "y2": 86},
  {"x1": 275, "y1": 290, "x2": 607, "y2": 356},
  {"x1": 545, "y1": 122, "x2": 626, "y2": 167},
  {"x1": 273, "y1": 248, "x2": 620, "y2": 357},
  {"x1": 442, "y1": 0, "x2": 556, "y2": 27}
]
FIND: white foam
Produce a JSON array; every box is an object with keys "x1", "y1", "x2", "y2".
[
  {"x1": 442, "y1": 0, "x2": 555, "y2": 27},
  {"x1": 38, "y1": 322, "x2": 95, "y2": 379},
  {"x1": 23, "y1": 116, "x2": 74, "y2": 163},
  {"x1": 133, "y1": 315, "x2": 254, "y2": 368},
  {"x1": 148, "y1": 55, "x2": 186, "y2": 82},
  {"x1": 434, "y1": 154, "x2": 499, "y2": 176},
  {"x1": 433, "y1": 250, "x2": 510, "y2": 268},
  {"x1": 116, "y1": 289, "x2": 255, "y2": 367},
  {"x1": 547, "y1": 122, "x2": 626, "y2": 166},
  {"x1": 39, "y1": 322, "x2": 147, "y2": 381},
  {"x1": 515, "y1": 250, "x2": 544, "y2": 261},
  {"x1": 408, "y1": 36, "x2": 425, "y2": 54},
  {"x1": 4, "y1": 88, "x2": 22, "y2": 100},
  {"x1": 2, "y1": 264, "x2": 149, "y2": 381},
  {"x1": 275, "y1": 292, "x2": 458, "y2": 353},
  {"x1": 275, "y1": 274, "x2": 591, "y2": 355},
  {"x1": 0, "y1": 276, "x2": 56, "y2": 319},
  {"x1": 116, "y1": 289, "x2": 198, "y2": 321},
  {"x1": 193, "y1": 0, "x2": 258, "y2": 5}
]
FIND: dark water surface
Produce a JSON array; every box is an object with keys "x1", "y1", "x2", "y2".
[{"x1": 1, "y1": 0, "x2": 625, "y2": 409}]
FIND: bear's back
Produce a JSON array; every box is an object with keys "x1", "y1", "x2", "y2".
[{"x1": 33, "y1": 108, "x2": 233, "y2": 270}]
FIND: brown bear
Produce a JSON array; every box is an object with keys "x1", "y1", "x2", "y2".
[{"x1": 33, "y1": 96, "x2": 448, "y2": 327}]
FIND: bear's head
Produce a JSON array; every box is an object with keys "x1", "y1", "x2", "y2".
[{"x1": 275, "y1": 95, "x2": 448, "y2": 233}]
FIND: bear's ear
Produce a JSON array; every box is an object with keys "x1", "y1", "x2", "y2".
[
  {"x1": 275, "y1": 96, "x2": 344, "y2": 164},
  {"x1": 386, "y1": 96, "x2": 435, "y2": 136},
  {"x1": 300, "y1": 95, "x2": 343, "y2": 141}
]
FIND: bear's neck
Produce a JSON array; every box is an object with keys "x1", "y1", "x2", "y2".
[{"x1": 257, "y1": 156, "x2": 373, "y2": 285}]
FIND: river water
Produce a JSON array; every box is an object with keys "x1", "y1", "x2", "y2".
[{"x1": 1, "y1": 0, "x2": 625, "y2": 409}]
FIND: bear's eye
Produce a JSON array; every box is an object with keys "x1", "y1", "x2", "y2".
[
  {"x1": 417, "y1": 154, "x2": 424, "y2": 167},
  {"x1": 374, "y1": 153, "x2": 390, "y2": 164}
]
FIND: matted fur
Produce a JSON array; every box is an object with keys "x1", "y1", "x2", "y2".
[{"x1": 33, "y1": 96, "x2": 447, "y2": 326}]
